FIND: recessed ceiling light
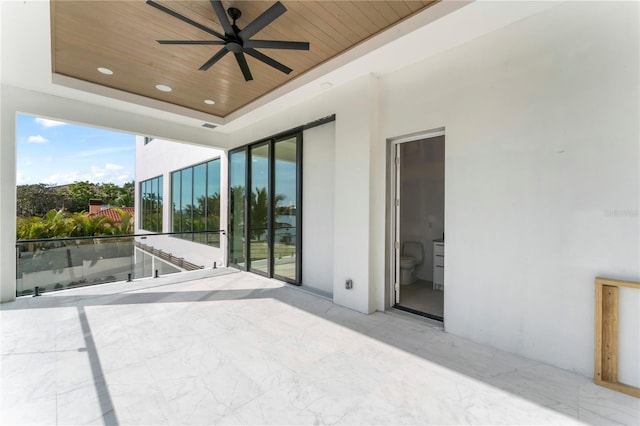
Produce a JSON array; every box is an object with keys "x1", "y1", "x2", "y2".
[
  {"x1": 204, "y1": 99, "x2": 215, "y2": 105},
  {"x1": 155, "y1": 84, "x2": 172, "y2": 92},
  {"x1": 97, "y1": 67, "x2": 113, "y2": 75},
  {"x1": 320, "y1": 82, "x2": 333, "y2": 89}
]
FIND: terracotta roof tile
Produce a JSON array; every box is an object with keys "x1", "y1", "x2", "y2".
[{"x1": 87, "y1": 207, "x2": 135, "y2": 221}]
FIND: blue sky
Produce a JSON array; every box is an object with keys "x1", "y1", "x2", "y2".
[{"x1": 16, "y1": 114, "x2": 135, "y2": 186}]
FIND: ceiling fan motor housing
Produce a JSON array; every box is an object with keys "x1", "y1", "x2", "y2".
[{"x1": 227, "y1": 7, "x2": 241, "y2": 22}]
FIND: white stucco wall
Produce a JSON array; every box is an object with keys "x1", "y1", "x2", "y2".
[
  {"x1": 135, "y1": 136, "x2": 226, "y2": 268},
  {"x1": 381, "y1": 1, "x2": 639, "y2": 376},
  {"x1": 302, "y1": 121, "x2": 336, "y2": 297}
]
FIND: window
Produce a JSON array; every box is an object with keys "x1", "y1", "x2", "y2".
[
  {"x1": 171, "y1": 158, "x2": 221, "y2": 247},
  {"x1": 139, "y1": 175, "x2": 163, "y2": 232}
]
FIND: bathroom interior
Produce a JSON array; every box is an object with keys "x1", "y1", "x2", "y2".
[{"x1": 397, "y1": 135, "x2": 445, "y2": 320}]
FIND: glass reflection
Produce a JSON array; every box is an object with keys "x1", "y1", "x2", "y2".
[
  {"x1": 207, "y1": 160, "x2": 221, "y2": 247},
  {"x1": 249, "y1": 144, "x2": 269, "y2": 274},
  {"x1": 273, "y1": 137, "x2": 297, "y2": 281},
  {"x1": 193, "y1": 164, "x2": 206, "y2": 244},
  {"x1": 229, "y1": 150, "x2": 246, "y2": 266}
]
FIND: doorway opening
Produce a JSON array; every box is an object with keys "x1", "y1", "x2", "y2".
[{"x1": 390, "y1": 130, "x2": 445, "y2": 321}]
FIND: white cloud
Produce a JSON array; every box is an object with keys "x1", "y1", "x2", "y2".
[
  {"x1": 41, "y1": 163, "x2": 133, "y2": 185},
  {"x1": 76, "y1": 146, "x2": 134, "y2": 158},
  {"x1": 35, "y1": 118, "x2": 67, "y2": 128},
  {"x1": 42, "y1": 172, "x2": 82, "y2": 185},
  {"x1": 27, "y1": 135, "x2": 48, "y2": 144},
  {"x1": 105, "y1": 163, "x2": 124, "y2": 171}
]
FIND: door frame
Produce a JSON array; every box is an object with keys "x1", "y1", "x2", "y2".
[
  {"x1": 386, "y1": 127, "x2": 446, "y2": 311},
  {"x1": 227, "y1": 130, "x2": 303, "y2": 285}
]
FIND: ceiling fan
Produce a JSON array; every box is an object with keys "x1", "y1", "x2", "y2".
[{"x1": 147, "y1": 0, "x2": 310, "y2": 81}]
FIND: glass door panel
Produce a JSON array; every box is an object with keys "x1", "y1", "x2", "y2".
[
  {"x1": 229, "y1": 150, "x2": 246, "y2": 267},
  {"x1": 206, "y1": 159, "x2": 221, "y2": 247},
  {"x1": 192, "y1": 163, "x2": 206, "y2": 244},
  {"x1": 249, "y1": 144, "x2": 270, "y2": 275},
  {"x1": 273, "y1": 137, "x2": 298, "y2": 282}
]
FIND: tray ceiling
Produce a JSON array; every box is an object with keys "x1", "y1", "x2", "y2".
[{"x1": 51, "y1": 0, "x2": 436, "y2": 118}]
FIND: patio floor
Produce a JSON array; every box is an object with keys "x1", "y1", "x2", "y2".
[{"x1": 1, "y1": 269, "x2": 638, "y2": 425}]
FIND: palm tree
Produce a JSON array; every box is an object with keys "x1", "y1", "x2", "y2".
[
  {"x1": 113, "y1": 191, "x2": 134, "y2": 208},
  {"x1": 44, "y1": 209, "x2": 73, "y2": 238},
  {"x1": 68, "y1": 213, "x2": 114, "y2": 237},
  {"x1": 250, "y1": 187, "x2": 285, "y2": 241},
  {"x1": 110, "y1": 208, "x2": 134, "y2": 235},
  {"x1": 16, "y1": 216, "x2": 50, "y2": 240}
]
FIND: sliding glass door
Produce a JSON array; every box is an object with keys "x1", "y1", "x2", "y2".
[
  {"x1": 228, "y1": 132, "x2": 301, "y2": 284},
  {"x1": 229, "y1": 150, "x2": 246, "y2": 267},
  {"x1": 249, "y1": 143, "x2": 270, "y2": 276},
  {"x1": 273, "y1": 137, "x2": 298, "y2": 281}
]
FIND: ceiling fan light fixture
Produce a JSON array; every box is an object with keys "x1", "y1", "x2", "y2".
[
  {"x1": 155, "y1": 84, "x2": 172, "y2": 92},
  {"x1": 149, "y1": 0, "x2": 309, "y2": 82},
  {"x1": 204, "y1": 99, "x2": 216, "y2": 105},
  {"x1": 97, "y1": 67, "x2": 113, "y2": 75}
]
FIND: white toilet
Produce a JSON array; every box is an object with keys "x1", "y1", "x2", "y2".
[{"x1": 400, "y1": 241, "x2": 424, "y2": 285}]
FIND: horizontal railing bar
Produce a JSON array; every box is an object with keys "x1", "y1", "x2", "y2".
[{"x1": 16, "y1": 230, "x2": 226, "y2": 245}]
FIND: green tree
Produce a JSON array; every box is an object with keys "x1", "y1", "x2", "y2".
[
  {"x1": 17, "y1": 209, "x2": 71, "y2": 239},
  {"x1": 66, "y1": 181, "x2": 98, "y2": 212},
  {"x1": 16, "y1": 184, "x2": 62, "y2": 217},
  {"x1": 17, "y1": 216, "x2": 50, "y2": 240},
  {"x1": 110, "y1": 208, "x2": 134, "y2": 235},
  {"x1": 97, "y1": 183, "x2": 122, "y2": 205},
  {"x1": 17, "y1": 181, "x2": 134, "y2": 216},
  {"x1": 68, "y1": 213, "x2": 114, "y2": 237},
  {"x1": 43, "y1": 209, "x2": 73, "y2": 237},
  {"x1": 16, "y1": 208, "x2": 134, "y2": 240},
  {"x1": 113, "y1": 183, "x2": 134, "y2": 207}
]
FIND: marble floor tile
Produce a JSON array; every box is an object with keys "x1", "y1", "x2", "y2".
[{"x1": 1, "y1": 268, "x2": 638, "y2": 425}]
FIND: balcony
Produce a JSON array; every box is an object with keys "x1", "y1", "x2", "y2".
[{"x1": 1, "y1": 269, "x2": 638, "y2": 425}]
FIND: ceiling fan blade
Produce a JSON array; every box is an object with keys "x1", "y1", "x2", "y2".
[
  {"x1": 147, "y1": 0, "x2": 226, "y2": 40},
  {"x1": 244, "y1": 40, "x2": 309, "y2": 50},
  {"x1": 234, "y1": 52, "x2": 253, "y2": 81},
  {"x1": 245, "y1": 48, "x2": 292, "y2": 75},
  {"x1": 199, "y1": 48, "x2": 229, "y2": 71},
  {"x1": 238, "y1": 1, "x2": 286, "y2": 41},
  {"x1": 158, "y1": 40, "x2": 226, "y2": 45},
  {"x1": 209, "y1": 0, "x2": 235, "y2": 37}
]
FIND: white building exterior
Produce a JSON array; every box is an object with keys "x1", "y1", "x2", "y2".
[
  {"x1": 134, "y1": 136, "x2": 226, "y2": 269},
  {"x1": 1, "y1": 0, "x2": 638, "y2": 386}
]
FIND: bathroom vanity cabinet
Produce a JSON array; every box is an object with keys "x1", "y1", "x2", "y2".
[{"x1": 433, "y1": 240, "x2": 444, "y2": 290}]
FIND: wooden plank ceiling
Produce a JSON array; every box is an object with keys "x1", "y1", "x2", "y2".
[{"x1": 51, "y1": 0, "x2": 436, "y2": 118}]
